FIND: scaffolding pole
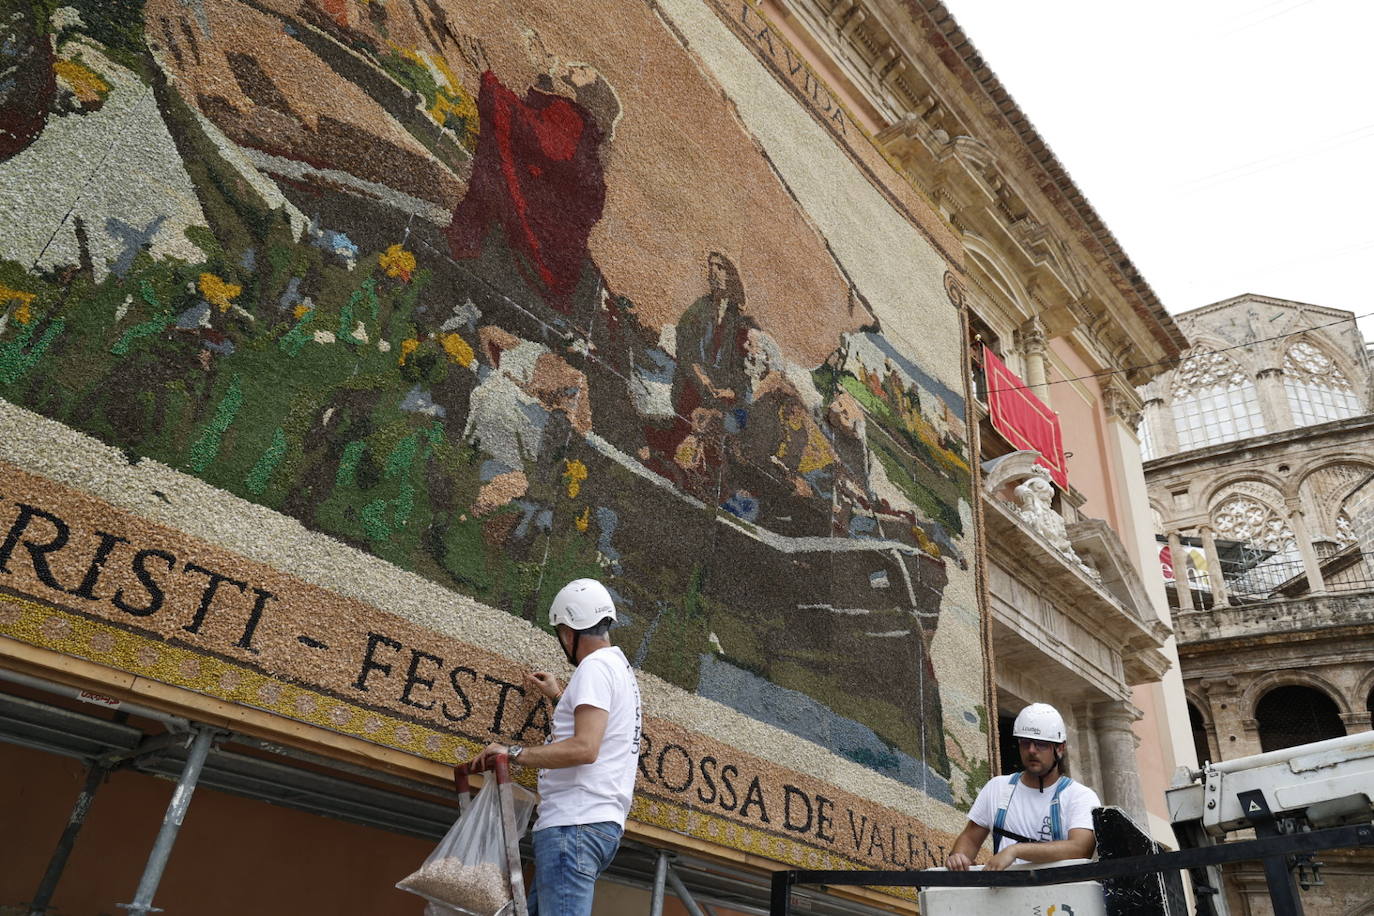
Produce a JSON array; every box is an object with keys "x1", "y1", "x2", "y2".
[
  {"x1": 664, "y1": 858, "x2": 709, "y2": 916},
  {"x1": 28, "y1": 760, "x2": 111, "y2": 916},
  {"x1": 649, "y1": 850, "x2": 669, "y2": 915},
  {"x1": 119, "y1": 726, "x2": 217, "y2": 915}
]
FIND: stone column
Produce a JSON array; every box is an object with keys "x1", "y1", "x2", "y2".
[
  {"x1": 1093, "y1": 699, "x2": 1148, "y2": 826},
  {"x1": 1199, "y1": 525, "x2": 1229, "y2": 608},
  {"x1": 1070, "y1": 701, "x2": 1103, "y2": 792},
  {"x1": 1201, "y1": 678, "x2": 1262, "y2": 760},
  {"x1": 1242, "y1": 717, "x2": 1263, "y2": 752},
  {"x1": 1167, "y1": 531, "x2": 1194, "y2": 611},
  {"x1": 1255, "y1": 367, "x2": 1294, "y2": 433},
  {"x1": 1288, "y1": 507, "x2": 1327, "y2": 595},
  {"x1": 1018, "y1": 317, "x2": 1050, "y2": 406},
  {"x1": 1340, "y1": 711, "x2": 1372, "y2": 735},
  {"x1": 1143, "y1": 397, "x2": 1178, "y2": 457}
]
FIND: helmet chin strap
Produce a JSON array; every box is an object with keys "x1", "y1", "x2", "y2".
[
  {"x1": 1032, "y1": 749, "x2": 1063, "y2": 791},
  {"x1": 562, "y1": 629, "x2": 582, "y2": 667}
]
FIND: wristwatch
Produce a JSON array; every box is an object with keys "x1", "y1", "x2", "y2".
[{"x1": 507, "y1": 744, "x2": 524, "y2": 764}]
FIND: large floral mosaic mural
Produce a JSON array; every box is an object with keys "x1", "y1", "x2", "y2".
[{"x1": 0, "y1": 0, "x2": 987, "y2": 851}]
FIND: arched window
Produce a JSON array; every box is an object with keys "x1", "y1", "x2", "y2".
[
  {"x1": 1187, "y1": 701, "x2": 1212, "y2": 766},
  {"x1": 1212, "y1": 495, "x2": 1303, "y2": 597},
  {"x1": 1255, "y1": 685, "x2": 1344, "y2": 752},
  {"x1": 1171, "y1": 347, "x2": 1266, "y2": 450},
  {"x1": 1283, "y1": 341, "x2": 1362, "y2": 427}
]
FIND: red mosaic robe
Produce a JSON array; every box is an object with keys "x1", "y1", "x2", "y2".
[{"x1": 445, "y1": 70, "x2": 607, "y2": 313}]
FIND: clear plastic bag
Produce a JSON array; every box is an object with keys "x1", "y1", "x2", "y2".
[{"x1": 398, "y1": 778, "x2": 536, "y2": 915}]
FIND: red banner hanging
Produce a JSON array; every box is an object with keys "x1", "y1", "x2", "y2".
[{"x1": 983, "y1": 345, "x2": 1068, "y2": 489}]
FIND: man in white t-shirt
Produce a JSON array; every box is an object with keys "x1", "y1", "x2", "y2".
[
  {"x1": 945, "y1": 703, "x2": 1100, "y2": 871},
  {"x1": 472, "y1": 578, "x2": 642, "y2": 915}
]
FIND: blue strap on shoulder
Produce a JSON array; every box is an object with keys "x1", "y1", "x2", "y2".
[
  {"x1": 1049, "y1": 776, "x2": 1073, "y2": 840},
  {"x1": 992, "y1": 773, "x2": 1021, "y2": 853}
]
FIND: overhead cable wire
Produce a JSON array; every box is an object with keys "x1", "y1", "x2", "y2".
[{"x1": 985, "y1": 310, "x2": 1374, "y2": 396}]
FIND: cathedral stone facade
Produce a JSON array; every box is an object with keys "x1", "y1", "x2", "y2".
[{"x1": 1140, "y1": 293, "x2": 1374, "y2": 915}]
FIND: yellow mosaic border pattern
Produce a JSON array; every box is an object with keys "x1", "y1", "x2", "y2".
[
  {"x1": 0, "y1": 590, "x2": 915, "y2": 895},
  {"x1": 0, "y1": 590, "x2": 477, "y2": 763}
]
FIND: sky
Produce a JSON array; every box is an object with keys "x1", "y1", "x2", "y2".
[{"x1": 944, "y1": 0, "x2": 1374, "y2": 345}]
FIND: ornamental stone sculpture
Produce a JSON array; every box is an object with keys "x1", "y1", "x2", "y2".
[{"x1": 1013, "y1": 465, "x2": 1092, "y2": 571}]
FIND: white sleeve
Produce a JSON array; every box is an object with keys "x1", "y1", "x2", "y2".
[
  {"x1": 1064, "y1": 783, "x2": 1101, "y2": 833},
  {"x1": 966, "y1": 778, "x2": 1001, "y2": 829},
  {"x1": 563, "y1": 657, "x2": 615, "y2": 712}
]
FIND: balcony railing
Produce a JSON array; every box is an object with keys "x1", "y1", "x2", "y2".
[{"x1": 1162, "y1": 537, "x2": 1374, "y2": 609}]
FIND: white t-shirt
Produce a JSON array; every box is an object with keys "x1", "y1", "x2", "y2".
[
  {"x1": 967, "y1": 774, "x2": 1100, "y2": 862},
  {"x1": 534, "y1": 646, "x2": 643, "y2": 831}
]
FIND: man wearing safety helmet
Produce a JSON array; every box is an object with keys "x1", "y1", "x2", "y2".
[
  {"x1": 472, "y1": 578, "x2": 643, "y2": 915},
  {"x1": 945, "y1": 702, "x2": 1100, "y2": 871}
]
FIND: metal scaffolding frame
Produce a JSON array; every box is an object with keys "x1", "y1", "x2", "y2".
[
  {"x1": 768, "y1": 824, "x2": 1374, "y2": 916},
  {"x1": 2, "y1": 669, "x2": 895, "y2": 916}
]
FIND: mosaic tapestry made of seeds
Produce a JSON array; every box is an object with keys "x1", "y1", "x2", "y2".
[{"x1": 0, "y1": 0, "x2": 989, "y2": 830}]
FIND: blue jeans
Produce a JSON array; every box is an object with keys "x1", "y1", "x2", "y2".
[{"x1": 526, "y1": 822, "x2": 623, "y2": 916}]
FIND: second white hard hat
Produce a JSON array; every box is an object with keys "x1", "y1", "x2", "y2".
[
  {"x1": 1012, "y1": 702, "x2": 1066, "y2": 744},
  {"x1": 548, "y1": 578, "x2": 617, "y2": 631}
]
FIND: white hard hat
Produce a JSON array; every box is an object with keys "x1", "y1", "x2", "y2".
[
  {"x1": 1012, "y1": 703, "x2": 1066, "y2": 744},
  {"x1": 549, "y1": 578, "x2": 617, "y2": 631}
]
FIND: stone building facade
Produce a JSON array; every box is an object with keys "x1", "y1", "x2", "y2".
[
  {"x1": 1140, "y1": 294, "x2": 1374, "y2": 915},
  {"x1": 0, "y1": 1, "x2": 1196, "y2": 912},
  {"x1": 759, "y1": 0, "x2": 1197, "y2": 842}
]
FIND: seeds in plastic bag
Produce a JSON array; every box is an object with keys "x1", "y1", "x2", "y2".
[{"x1": 398, "y1": 859, "x2": 511, "y2": 913}]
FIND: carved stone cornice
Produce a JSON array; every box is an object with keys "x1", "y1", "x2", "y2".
[
  {"x1": 1101, "y1": 385, "x2": 1144, "y2": 430},
  {"x1": 780, "y1": 0, "x2": 1186, "y2": 380},
  {"x1": 1015, "y1": 317, "x2": 1048, "y2": 357}
]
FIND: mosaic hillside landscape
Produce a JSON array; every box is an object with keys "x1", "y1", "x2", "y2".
[{"x1": 0, "y1": 0, "x2": 987, "y2": 808}]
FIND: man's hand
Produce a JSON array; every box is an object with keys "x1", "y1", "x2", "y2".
[
  {"x1": 984, "y1": 844, "x2": 1021, "y2": 871},
  {"x1": 945, "y1": 820, "x2": 989, "y2": 872},
  {"x1": 944, "y1": 852, "x2": 975, "y2": 871},
  {"x1": 470, "y1": 742, "x2": 508, "y2": 770},
  {"x1": 526, "y1": 671, "x2": 562, "y2": 701}
]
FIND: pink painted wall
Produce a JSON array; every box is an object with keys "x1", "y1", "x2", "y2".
[{"x1": 1047, "y1": 340, "x2": 1121, "y2": 532}]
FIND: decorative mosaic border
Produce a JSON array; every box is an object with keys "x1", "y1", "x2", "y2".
[{"x1": 0, "y1": 589, "x2": 473, "y2": 762}]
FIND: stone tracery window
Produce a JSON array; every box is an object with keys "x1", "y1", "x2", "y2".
[
  {"x1": 1212, "y1": 494, "x2": 1303, "y2": 597},
  {"x1": 1283, "y1": 340, "x2": 1362, "y2": 427},
  {"x1": 1336, "y1": 512, "x2": 1357, "y2": 548},
  {"x1": 1170, "y1": 347, "x2": 1266, "y2": 450},
  {"x1": 1213, "y1": 495, "x2": 1295, "y2": 552}
]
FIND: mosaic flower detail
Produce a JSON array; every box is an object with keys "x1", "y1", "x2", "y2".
[
  {"x1": 312, "y1": 229, "x2": 358, "y2": 267},
  {"x1": 912, "y1": 526, "x2": 942, "y2": 558},
  {"x1": 198, "y1": 273, "x2": 242, "y2": 312},
  {"x1": 575, "y1": 505, "x2": 591, "y2": 532},
  {"x1": 54, "y1": 58, "x2": 110, "y2": 107},
  {"x1": 292, "y1": 303, "x2": 313, "y2": 320},
  {"x1": 1, "y1": 284, "x2": 36, "y2": 324},
  {"x1": 440, "y1": 332, "x2": 475, "y2": 368},
  {"x1": 379, "y1": 244, "x2": 417, "y2": 281},
  {"x1": 563, "y1": 458, "x2": 588, "y2": 498},
  {"x1": 398, "y1": 338, "x2": 419, "y2": 365}
]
